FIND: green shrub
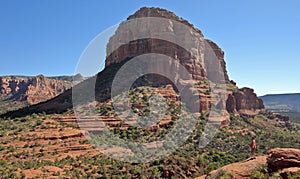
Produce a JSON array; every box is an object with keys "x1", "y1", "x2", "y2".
[
  {"x1": 251, "y1": 164, "x2": 269, "y2": 179},
  {"x1": 0, "y1": 159, "x2": 7, "y2": 166},
  {"x1": 0, "y1": 145, "x2": 5, "y2": 151},
  {"x1": 0, "y1": 132, "x2": 5, "y2": 137},
  {"x1": 53, "y1": 171, "x2": 61, "y2": 176},
  {"x1": 8, "y1": 146, "x2": 15, "y2": 152},
  {"x1": 207, "y1": 169, "x2": 234, "y2": 179},
  {"x1": 287, "y1": 170, "x2": 300, "y2": 179}
]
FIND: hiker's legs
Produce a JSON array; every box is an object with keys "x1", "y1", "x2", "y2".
[{"x1": 250, "y1": 149, "x2": 255, "y2": 159}]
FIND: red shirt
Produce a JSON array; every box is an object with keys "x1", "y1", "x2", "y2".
[{"x1": 251, "y1": 140, "x2": 256, "y2": 149}]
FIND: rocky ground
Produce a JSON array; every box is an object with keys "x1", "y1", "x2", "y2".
[
  {"x1": 197, "y1": 148, "x2": 300, "y2": 179},
  {"x1": 197, "y1": 156, "x2": 267, "y2": 179}
]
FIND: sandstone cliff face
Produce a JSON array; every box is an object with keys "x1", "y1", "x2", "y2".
[
  {"x1": 0, "y1": 75, "x2": 72, "y2": 105},
  {"x1": 105, "y1": 8, "x2": 229, "y2": 83}
]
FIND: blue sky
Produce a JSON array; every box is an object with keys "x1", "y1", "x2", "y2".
[{"x1": 0, "y1": 0, "x2": 299, "y2": 96}]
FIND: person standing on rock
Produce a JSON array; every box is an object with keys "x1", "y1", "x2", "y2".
[{"x1": 250, "y1": 136, "x2": 257, "y2": 159}]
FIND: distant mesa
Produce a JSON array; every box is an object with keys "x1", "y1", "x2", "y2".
[
  {"x1": 261, "y1": 93, "x2": 300, "y2": 112},
  {"x1": 260, "y1": 93, "x2": 300, "y2": 123}
]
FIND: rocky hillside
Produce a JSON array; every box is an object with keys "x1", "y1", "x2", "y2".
[
  {"x1": 0, "y1": 104, "x2": 299, "y2": 178},
  {"x1": 0, "y1": 74, "x2": 84, "y2": 114},
  {"x1": 197, "y1": 148, "x2": 300, "y2": 178},
  {"x1": 2, "y1": 7, "x2": 265, "y2": 121}
]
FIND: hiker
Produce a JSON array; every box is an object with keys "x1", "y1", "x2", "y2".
[{"x1": 250, "y1": 136, "x2": 256, "y2": 159}]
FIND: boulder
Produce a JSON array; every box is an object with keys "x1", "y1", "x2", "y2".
[{"x1": 267, "y1": 148, "x2": 300, "y2": 172}]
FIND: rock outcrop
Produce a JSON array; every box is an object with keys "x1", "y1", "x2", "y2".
[
  {"x1": 0, "y1": 75, "x2": 72, "y2": 105},
  {"x1": 227, "y1": 87, "x2": 265, "y2": 116},
  {"x1": 267, "y1": 148, "x2": 300, "y2": 172},
  {"x1": 266, "y1": 113, "x2": 293, "y2": 128}
]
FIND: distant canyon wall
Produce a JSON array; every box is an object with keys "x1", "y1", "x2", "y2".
[{"x1": 0, "y1": 75, "x2": 72, "y2": 105}]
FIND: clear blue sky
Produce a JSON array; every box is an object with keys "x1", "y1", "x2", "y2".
[{"x1": 0, "y1": 0, "x2": 299, "y2": 96}]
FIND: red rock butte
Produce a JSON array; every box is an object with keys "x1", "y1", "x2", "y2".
[
  {"x1": 1, "y1": 7, "x2": 265, "y2": 123},
  {"x1": 104, "y1": 7, "x2": 265, "y2": 119}
]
